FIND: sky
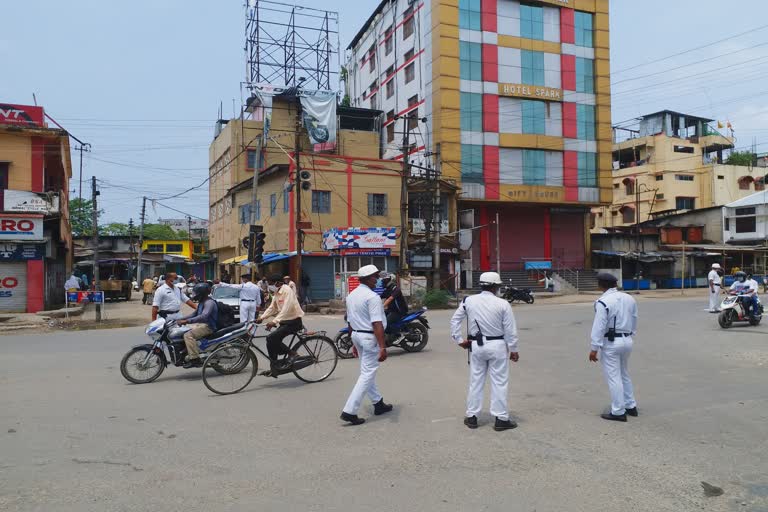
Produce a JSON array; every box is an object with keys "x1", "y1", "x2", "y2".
[{"x1": 2, "y1": 0, "x2": 767, "y2": 224}]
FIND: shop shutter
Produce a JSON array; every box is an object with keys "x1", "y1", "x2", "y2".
[
  {"x1": 0, "y1": 263, "x2": 28, "y2": 313},
  {"x1": 301, "y1": 257, "x2": 334, "y2": 302},
  {"x1": 551, "y1": 211, "x2": 585, "y2": 269}
]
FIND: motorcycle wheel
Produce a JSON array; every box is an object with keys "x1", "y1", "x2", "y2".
[
  {"x1": 334, "y1": 332, "x2": 355, "y2": 359},
  {"x1": 120, "y1": 347, "x2": 165, "y2": 384},
  {"x1": 526, "y1": 295, "x2": 535, "y2": 304},
  {"x1": 718, "y1": 309, "x2": 734, "y2": 329},
  {"x1": 401, "y1": 322, "x2": 429, "y2": 353},
  {"x1": 749, "y1": 315, "x2": 762, "y2": 326}
]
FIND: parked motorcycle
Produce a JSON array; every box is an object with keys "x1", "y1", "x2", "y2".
[
  {"x1": 120, "y1": 318, "x2": 251, "y2": 384},
  {"x1": 502, "y1": 283, "x2": 535, "y2": 304},
  {"x1": 718, "y1": 294, "x2": 763, "y2": 328},
  {"x1": 334, "y1": 308, "x2": 430, "y2": 359}
]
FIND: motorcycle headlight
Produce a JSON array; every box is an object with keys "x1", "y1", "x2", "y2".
[{"x1": 145, "y1": 318, "x2": 166, "y2": 340}]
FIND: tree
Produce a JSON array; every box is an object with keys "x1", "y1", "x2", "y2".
[
  {"x1": 142, "y1": 223, "x2": 180, "y2": 240},
  {"x1": 100, "y1": 223, "x2": 131, "y2": 236},
  {"x1": 726, "y1": 151, "x2": 757, "y2": 166},
  {"x1": 69, "y1": 198, "x2": 103, "y2": 237}
]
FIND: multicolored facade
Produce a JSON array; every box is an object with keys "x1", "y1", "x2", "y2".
[{"x1": 347, "y1": 0, "x2": 611, "y2": 271}]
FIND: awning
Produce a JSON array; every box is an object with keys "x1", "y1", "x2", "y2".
[
  {"x1": 239, "y1": 252, "x2": 295, "y2": 267},
  {"x1": 163, "y1": 254, "x2": 191, "y2": 263},
  {"x1": 221, "y1": 254, "x2": 248, "y2": 265}
]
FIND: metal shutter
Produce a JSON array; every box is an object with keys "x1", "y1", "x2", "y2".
[
  {"x1": 551, "y1": 211, "x2": 586, "y2": 269},
  {"x1": 0, "y1": 263, "x2": 28, "y2": 313}
]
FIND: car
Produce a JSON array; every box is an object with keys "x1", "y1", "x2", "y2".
[
  {"x1": 158, "y1": 274, "x2": 187, "y2": 291},
  {"x1": 211, "y1": 285, "x2": 240, "y2": 320}
]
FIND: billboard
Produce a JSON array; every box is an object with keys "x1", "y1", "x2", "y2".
[
  {"x1": 322, "y1": 227, "x2": 397, "y2": 250},
  {"x1": 0, "y1": 104, "x2": 44, "y2": 127},
  {"x1": 0, "y1": 215, "x2": 44, "y2": 241}
]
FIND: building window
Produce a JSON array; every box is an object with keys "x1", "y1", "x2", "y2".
[
  {"x1": 460, "y1": 92, "x2": 483, "y2": 132},
  {"x1": 368, "y1": 193, "x2": 388, "y2": 216},
  {"x1": 655, "y1": 174, "x2": 664, "y2": 181},
  {"x1": 147, "y1": 244, "x2": 164, "y2": 253},
  {"x1": 458, "y1": 0, "x2": 481, "y2": 30},
  {"x1": 521, "y1": 50, "x2": 545, "y2": 86},
  {"x1": 675, "y1": 174, "x2": 694, "y2": 181},
  {"x1": 283, "y1": 188, "x2": 290, "y2": 213},
  {"x1": 459, "y1": 41, "x2": 482, "y2": 81},
  {"x1": 166, "y1": 244, "x2": 184, "y2": 253},
  {"x1": 385, "y1": 66, "x2": 395, "y2": 98},
  {"x1": 578, "y1": 152, "x2": 597, "y2": 187},
  {"x1": 370, "y1": 93, "x2": 377, "y2": 110},
  {"x1": 238, "y1": 204, "x2": 251, "y2": 224},
  {"x1": 676, "y1": 197, "x2": 695, "y2": 210},
  {"x1": 673, "y1": 145, "x2": 695, "y2": 153},
  {"x1": 577, "y1": 104, "x2": 596, "y2": 141},
  {"x1": 736, "y1": 216, "x2": 756, "y2": 233},
  {"x1": 461, "y1": 144, "x2": 484, "y2": 182},
  {"x1": 404, "y1": 48, "x2": 414, "y2": 61},
  {"x1": 520, "y1": 3, "x2": 544, "y2": 40},
  {"x1": 735, "y1": 207, "x2": 756, "y2": 216},
  {"x1": 312, "y1": 190, "x2": 331, "y2": 213},
  {"x1": 368, "y1": 44, "x2": 376, "y2": 72},
  {"x1": 725, "y1": 217, "x2": 730, "y2": 231},
  {"x1": 270, "y1": 193, "x2": 277, "y2": 216},
  {"x1": 0, "y1": 162, "x2": 8, "y2": 189},
  {"x1": 623, "y1": 177, "x2": 635, "y2": 195},
  {"x1": 522, "y1": 149, "x2": 546, "y2": 185},
  {"x1": 620, "y1": 206, "x2": 635, "y2": 224},
  {"x1": 405, "y1": 62, "x2": 415, "y2": 84},
  {"x1": 384, "y1": 25, "x2": 394, "y2": 55},
  {"x1": 386, "y1": 110, "x2": 395, "y2": 143},
  {"x1": 521, "y1": 100, "x2": 546, "y2": 135},
  {"x1": 247, "y1": 149, "x2": 258, "y2": 170},
  {"x1": 402, "y1": 6, "x2": 414, "y2": 39},
  {"x1": 575, "y1": 57, "x2": 594, "y2": 93},
  {"x1": 408, "y1": 95, "x2": 419, "y2": 130},
  {"x1": 738, "y1": 176, "x2": 754, "y2": 190},
  {"x1": 574, "y1": 11, "x2": 594, "y2": 48}
]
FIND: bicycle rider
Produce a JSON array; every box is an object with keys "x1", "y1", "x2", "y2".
[{"x1": 257, "y1": 274, "x2": 304, "y2": 375}]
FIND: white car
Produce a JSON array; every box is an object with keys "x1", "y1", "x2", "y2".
[
  {"x1": 211, "y1": 286, "x2": 241, "y2": 320},
  {"x1": 158, "y1": 275, "x2": 187, "y2": 291}
]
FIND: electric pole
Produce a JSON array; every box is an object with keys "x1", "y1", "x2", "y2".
[
  {"x1": 91, "y1": 177, "x2": 102, "y2": 322},
  {"x1": 294, "y1": 100, "x2": 303, "y2": 294},
  {"x1": 137, "y1": 197, "x2": 147, "y2": 284},
  {"x1": 77, "y1": 143, "x2": 90, "y2": 202},
  {"x1": 250, "y1": 137, "x2": 261, "y2": 281},
  {"x1": 432, "y1": 144, "x2": 442, "y2": 290},
  {"x1": 399, "y1": 115, "x2": 411, "y2": 276},
  {"x1": 128, "y1": 218, "x2": 135, "y2": 272}
]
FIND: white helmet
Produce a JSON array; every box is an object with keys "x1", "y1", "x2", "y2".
[
  {"x1": 711, "y1": 263, "x2": 722, "y2": 269},
  {"x1": 357, "y1": 264, "x2": 380, "y2": 278},
  {"x1": 479, "y1": 271, "x2": 502, "y2": 285}
]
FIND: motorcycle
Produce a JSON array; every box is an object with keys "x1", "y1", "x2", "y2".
[
  {"x1": 334, "y1": 308, "x2": 430, "y2": 359},
  {"x1": 120, "y1": 318, "x2": 251, "y2": 384},
  {"x1": 502, "y1": 283, "x2": 535, "y2": 304},
  {"x1": 718, "y1": 294, "x2": 763, "y2": 328}
]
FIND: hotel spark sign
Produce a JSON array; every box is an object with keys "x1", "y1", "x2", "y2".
[{"x1": 498, "y1": 83, "x2": 563, "y2": 102}]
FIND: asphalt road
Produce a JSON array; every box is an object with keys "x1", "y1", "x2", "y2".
[{"x1": 1, "y1": 295, "x2": 767, "y2": 512}]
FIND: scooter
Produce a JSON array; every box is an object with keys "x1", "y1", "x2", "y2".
[
  {"x1": 334, "y1": 308, "x2": 430, "y2": 359},
  {"x1": 502, "y1": 283, "x2": 535, "y2": 304},
  {"x1": 718, "y1": 294, "x2": 763, "y2": 328},
  {"x1": 120, "y1": 318, "x2": 251, "y2": 384}
]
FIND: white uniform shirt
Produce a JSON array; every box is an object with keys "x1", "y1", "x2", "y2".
[
  {"x1": 64, "y1": 276, "x2": 80, "y2": 290},
  {"x1": 152, "y1": 282, "x2": 190, "y2": 312},
  {"x1": 221, "y1": 281, "x2": 262, "y2": 306},
  {"x1": 450, "y1": 291, "x2": 519, "y2": 351},
  {"x1": 747, "y1": 279, "x2": 760, "y2": 296},
  {"x1": 590, "y1": 288, "x2": 638, "y2": 350},
  {"x1": 345, "y1": 283, "x2": 387, "y2": 331},
  {"x1": 708, "y1": 270, "x2": 722, "y2": 287}
]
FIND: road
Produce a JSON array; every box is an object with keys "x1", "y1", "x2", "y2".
[{"x1": 1, "y1": 295, "x2": 767, "y2": 512}]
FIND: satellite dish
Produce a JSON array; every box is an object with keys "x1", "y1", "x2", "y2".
[{"x1": 458, "y1": 229, "x2": 473, "y2": 251}]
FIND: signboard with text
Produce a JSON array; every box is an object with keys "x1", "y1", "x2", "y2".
[
  {"x1": 1, "y1": 190, "x2": 58, "y2": 214},
  {"x1": 498, "y1": 83, "x2": 563, "y2": 102},
  {"x1": 0, "y1": 215, "x2": 44, "y2": 241},
  {"x1": 0, "y1": 104, "x2": 44, "y2": 127},
  {"x1": 322, "y1": 227, "x2": 397, "y2": 250},
  {"x1": 66, "y1": 291, "x2": 105, "y2": 305},
  {"x1": 0, "y1": 243, "x2": 44, "y2": 261}
]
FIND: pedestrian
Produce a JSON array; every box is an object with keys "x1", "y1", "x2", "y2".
[
  {"x1": 81, "y1": 272, "x2": 90, "y2": 291},
  {"x1": 340, "y1": 265, "x2": 393, "y2": 425},
  {"x1": 283, "y1": 275, "x2": 297, "y2": 293},
  {"x1": 589, "y1": 272, "x2": 638, "y2": 422},
  {"x1": 218, "y1": 274, "x2": 262, "y2": 322},
  {"x1": 708, "y1": 263, "x2": 723, "y2": 313},
  {"x1": 141, "y1": 275, "x2": 156, "y2": 305},
  {"x1": 64, "y1": 272, "x2": 81, "y2": 292},
  {"x1": 151, "y1": 272, "x2": 196, "y2": 321},
  {"x1": 450, "y1": 271, "x2": 519, "y2": 431}
]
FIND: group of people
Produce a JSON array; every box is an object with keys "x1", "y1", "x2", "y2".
[
  {"x1": 64, "y1": 271, "x2": 90, "y2": 292},
  {"x1": 339, "y1": 266, "x2": 639, "y2": 428},
  {"x1": 707, "y1": 263, "x2": 761, "y2": 317}
]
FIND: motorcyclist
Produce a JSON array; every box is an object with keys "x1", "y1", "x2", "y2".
[
  {"x1": 176, "y1": 283, "x2": 219, "y2": 368},
  {"x1": 728, "y1": 271, "x2": 758, "y2": 318},
  {"x1": 380, "y1": 272, "x2": 407, "y2": 335}
]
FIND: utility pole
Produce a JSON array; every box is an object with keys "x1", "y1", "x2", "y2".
[
  {"x1": 399, "y1": 115, "x2": 411, "y2": 276},
  {"x1": 136, "y1": 197, "x2": 147, "y2": 284},
  {"x1": 432, "y1": 144, "x2": 442, "y2": 290},
  {"x1": 187, "y1": 216, "x2": 192, "y2": 243},
  {"x1": 77, "y1": 143, "x2": 90, "y2": 202},
  {"x1": 294, "y1": 100, "x2": 303, "y2": 292},
  {"x1": 250, "y1": 137, "x2": 261, "y2": 280},
  {"x1": 128, "y1": 218, "x2": 135, "y2": 273},
  {"x1": 634, "y1": 184, "x2": 641, "y2": 294},
  {"x1": 91, "y1": 177, "x2": 102, "y2": 322}
]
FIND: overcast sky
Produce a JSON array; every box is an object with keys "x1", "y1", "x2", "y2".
[{"x1": 2, "y1": 0, "x2": 767, "y2": 223}]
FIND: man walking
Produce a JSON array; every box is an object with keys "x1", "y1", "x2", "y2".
[
  {"x1": 450, "y1": 272, "x2": 519, "y2": 431},
  {"x1": 151, "y1": 272, "x2": 196, "y2": 321},
  {"x1": 141, "y1": 275, "x2": 156, "y2": 305},
  {"x1": 218, "y1": 274, "x2": 262, "y2": 322},
  {"x1": 708, "y1": 263, "x2": 723, "y2": 313},
  {"x1": 340, "y1": 265, "x2": 393, "y2": 425},
  {"x1": 590, "y1": 273, "x2": 638, "y2": 422}
]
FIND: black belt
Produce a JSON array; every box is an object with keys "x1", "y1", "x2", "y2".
[
  {"x1": 468, "y1": 334, "x2": 505, "y2": 346},
  {"x1": 352, "y1": 329, "x2": 374, "y2": 334},
  {"x1": 605, "y1": 332, "x2": 632, "y2": 338},
  {"x1": 241, "y1": 299, "x2": 256, "y2": 302},
  {"x1": 158, "y1": 310, "x2": 179, "y2": 317}
]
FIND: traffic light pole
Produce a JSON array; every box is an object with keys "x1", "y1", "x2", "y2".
[{"x1": 294, "y1": 101, "x2": 303, "y2": 295}]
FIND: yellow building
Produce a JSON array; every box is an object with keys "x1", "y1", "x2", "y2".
[
  {"x1": 592, "y1": 110, "x2": 758, "y2": 231},
  {"x1": 141, "y1": 239, "x2": 194, "y2": 260},
  {"x1": 347, "y1": 0, "x2": 612, "y2": 272}
]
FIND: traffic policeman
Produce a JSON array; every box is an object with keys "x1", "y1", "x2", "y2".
[
  {"x1": 151, "y1": 272, "x2": 196, "y2": 321},
  {"x1": 450, "y1": 271, "x2": 519, "y2": 431},
  {"x1": 219, "y1": 274, "x2": 262, "y2": 322},
  {"x1": 340, "y1": 265, "x2": 393, "y2": 426},
  {"x1": 590, "y1": 273, "x2": 638, "y2": 422},
  {"x1": 708, "y1": 263, "x2": 723, "y2": 313}
]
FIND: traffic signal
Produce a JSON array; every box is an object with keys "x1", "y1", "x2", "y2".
[
  {"x1": 254, "y1": 232, "x2": 266, "y2": 264},
  {"x1": 248, "y1": 225, "x2": 266, "y2": 264},
  {"x1": 299, "y1": 169, "x2": 312, "y2": 191}
]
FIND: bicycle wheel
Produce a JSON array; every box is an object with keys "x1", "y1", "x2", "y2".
[
  {"x1": 291, "y1": 336, "x2": 338, "y2": 383},
  {"x1": 202, "y1": 343, "x2": 258, "y2": 395}
]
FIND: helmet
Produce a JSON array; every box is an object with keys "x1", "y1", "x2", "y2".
[
  {"x1": 734, "y1": 271, "x2": 747, "y2": 282},
  {"x1": 479, "y1": 272, "x2": 502, "y2": 285},
  {"x1": 711, "y1": 263, "x2": 722, "y2": 269},
  {"x1": 192, "y1": 282, "x2": 211, "y2": 299},
  {"x1": 358, "y1": 264, "x2": 380, "y2": 278}
]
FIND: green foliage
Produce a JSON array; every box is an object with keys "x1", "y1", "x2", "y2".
[
  {"x1": 100, "y1": 222, "x2": 131, "y2": 236},
  {"x1": 725, "y1": 151, "x2": 757, "y2": 166},
  {"x1": 341, "y1": 94, "x2": 351, "y2": 107},
  {"x1": 142, "y1": 224, "x2": 181, "y2": 240},
  {"x1": 69, "y1": 198, "x2": 103, "y2": 237},
  {"x1": 423, "y1": 289, "x2": 454, "y2": 309}
]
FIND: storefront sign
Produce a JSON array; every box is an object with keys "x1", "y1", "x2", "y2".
[
  {"x1": 322, "y1": 227, "x2": 397, "y2": 250},
  {"x1": 536, "y1": 0, "x2": 570, "y2": 6},
  {"x1": 347, "y1": 275, "x2": 360, "y2": 294},
  {"x1": 1, "y1": 190, "x2": 58, "y2": 214},
  {"x1": 0, "y1": 216, "x2": 43, "y2": 241},
  {"x1": 498, "y1": 83, "x2": 563, "y2": 102},
  {"x1": 504, "y1": 186, "x2": 564, "y2": 203},
  {"x1": 0, "y1": 243, "x2": 44, "y2": 261},
  {"x1": 66, "y1": 291, "x2": 105, "y2": 305},
  {"x1": 0, "y1": 276, "x2": 20, "y2": 298},
  {"x1": 0, "y1": 103, "x2": 44, "y2": 127},
  {"x1": 339, "y1": 249, "x2": 391, "y2": 256}
]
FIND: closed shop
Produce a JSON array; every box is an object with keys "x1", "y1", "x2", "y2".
[
  {"x1": 482, "y1": 205, "x2": 546, "y2": 270},
  {"x1": 302, "y1": 256, "x2": 334, "y2": 302},
  {"x1": 0, "y1": 262, "x2": 28, "y2": 313},
  {"x1": 551, "y1": 210, "x2": 586, "y2": 269}
]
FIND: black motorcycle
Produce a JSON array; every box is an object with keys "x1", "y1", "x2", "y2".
[{"x1": 502, "y1": 286, "x2": 535, "y2": 304}]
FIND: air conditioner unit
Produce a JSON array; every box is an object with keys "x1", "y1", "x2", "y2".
[{"x1": 656, "y1": 193, "x2": 665, "y2": 199}]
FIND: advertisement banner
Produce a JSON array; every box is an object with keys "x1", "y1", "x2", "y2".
[
  {"x1": 0, "y1": 243, "x2": 44, "y2": 261},
  {"x1": 0, "y1": 215, "x2": 44, "y2": 241},
  {"x1": 300, "y1": 93, "x2": 337, "y2": 147},
  {"x1": 1, "y1": 190, "x2": 58, "y2": 214},
  {"x1": 0, "y1": 104, "x2": 44, "y2": 127},
  {"x1": 66, "y1": 291, "x2": 105, "y2": 305},
  {"x1": 322, "y1": 227, "x2": 397, "y2": 250}
]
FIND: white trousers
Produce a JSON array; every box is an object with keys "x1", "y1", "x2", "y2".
[
  {"x1": 239, "y1": 301, "x2": 258, "y2": 322},
  {"x1": 342, "y1": 333, "x2": 383, "y2": 415},
  {"x1": 709, "y1": 288, "x2": 721, "y2": 311},
  {"x1": 600, "y1": 337, "x2": 637, "y2": 416},
  {"x1": 466, "y1": 339, "x2": 510, "y2": 421}
]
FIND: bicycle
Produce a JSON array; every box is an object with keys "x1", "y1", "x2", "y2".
[{"x1": 201, "y1": 323, "x2": 338, "y2": 395}]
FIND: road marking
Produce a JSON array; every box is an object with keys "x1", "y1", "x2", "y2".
[{"x1": 431, "y1": 417, "x2": 456, "y2": 423}]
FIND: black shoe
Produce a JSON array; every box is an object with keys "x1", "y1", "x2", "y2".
[
  {"x1": 183, "y1": 358, "x2": 202, "y2": 368},
  {"x1": 464, "y1": 416, "x2": 478, "y2": 429},
  {"x1": 373, "y1": 399, "x2": 393, "y2": 416},
  {"x1": 600, "y1": 413, "x2": 628, "y2": 422},
  {"x1": 340, "y1": 412, "x2": 365, "y2": 425},
  {"x1": 493, "y1": 417, "x2": 518, "y2": 431},
  {"x1": 625, "y1": 407, "x2": 639, "y2": 417}
]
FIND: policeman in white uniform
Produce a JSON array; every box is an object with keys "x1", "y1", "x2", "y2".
[
  {"x1": 219, "y1": 274, "x2": 262, "y2": 322},
  {"x1": 708, "y1": 263, "x2": 723, "y2": 312},
  {"x1": 340, "y1": 265, "x2": 393, "y2": 425},
  {"x1": 590, "y1": 273, "x2": 638, "y2": 422},
  {"x1": 151, "y1": 272, "x2": 195, "y2": 322},
  {"x1": 450, "y1": 272, "x2": 519, "y2": 431}
]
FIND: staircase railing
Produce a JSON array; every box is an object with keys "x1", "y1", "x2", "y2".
[{"x1": 556, "y1": 266, "x2": 581, "y2": 293}]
